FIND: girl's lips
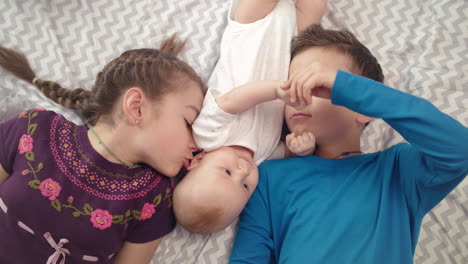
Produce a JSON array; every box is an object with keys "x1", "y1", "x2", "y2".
[
  {"x1": 184, "y1": 158, "x2": 191, "y2": 169},
  {"x1": 290, "y1": 113, "x2": 312, "y2": 120}
]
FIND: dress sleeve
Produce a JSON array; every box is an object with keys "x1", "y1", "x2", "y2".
[
  {"x1": 0, "y1": 111, "x2": 33, "y2": 174},
  {"x1": 125, "y1": 179, "x2": 176, "y2": 243},
  {"x1": 331, "y1": 70, "x2": 468, "y2": 214}
]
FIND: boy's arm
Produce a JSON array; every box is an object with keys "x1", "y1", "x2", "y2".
[
  {"x1": 331, "y1": 70, "x2": 468, "y2": 212},
  {"x1": 295, "y1": 0, "x2": 328, "y2": 32},
  {"x1": 285, "y1": 65, "x2": 468, "y2": 212},
  {"x1": 230, "y1": 174, "x2": 275, "y2": 263},
  {"x1": 234, "y1": 0, "x2": 279, "y2": 24}
]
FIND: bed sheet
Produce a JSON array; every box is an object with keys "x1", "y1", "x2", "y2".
[{"x1": 0, "y1": 0, "x2": 466, "y2": 263}]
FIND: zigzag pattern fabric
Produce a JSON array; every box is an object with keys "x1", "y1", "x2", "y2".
[{"x1": 0, "y1": 0, "x2": 466, "y2": 263}]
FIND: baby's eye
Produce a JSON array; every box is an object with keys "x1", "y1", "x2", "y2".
[
  {"x1": 224, "y1": 169, "x2": 231, "y2": 176},
  {"x1": 243, "y1": 184, "x2": 249, "y2": 190}
]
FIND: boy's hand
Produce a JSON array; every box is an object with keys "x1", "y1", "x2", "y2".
[
  {"x1": 286, "y1": 132, "x2": 316, "y2": 156},
  {"x1": 281, "y1": 62, "x2": 337, "y2": 106}
]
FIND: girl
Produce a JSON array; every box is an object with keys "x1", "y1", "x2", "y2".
[{"x1": 0, "y1": 35, "x2": 204, "y2": 263}]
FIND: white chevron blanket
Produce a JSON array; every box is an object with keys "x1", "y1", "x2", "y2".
[{"x1": 0, "y1": 0, "x2": 466, "y2": 263}]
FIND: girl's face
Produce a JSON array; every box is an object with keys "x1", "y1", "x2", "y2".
[{"x1": 139, "y1": 80, "x2": 204, "y2": 177}]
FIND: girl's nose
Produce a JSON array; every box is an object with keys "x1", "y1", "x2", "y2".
[{"x1": 188, "y1": 136, "x2": 199, "y2": 153}]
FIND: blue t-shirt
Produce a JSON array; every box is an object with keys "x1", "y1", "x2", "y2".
[{"x1": 230, "y1": 70, "x2": 468, "y2": 264}]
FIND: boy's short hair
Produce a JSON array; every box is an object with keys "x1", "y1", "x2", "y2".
[{"x1": 291, "y1": 24, "x2": 384, "y2": 83}]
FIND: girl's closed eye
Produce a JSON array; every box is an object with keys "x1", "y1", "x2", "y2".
[
  {"x1": 243, "y1": 183, "x2": 249, "y2": 190},
  {"x1": 185, "y1": 119, "x2": 192, "y2": 129}
]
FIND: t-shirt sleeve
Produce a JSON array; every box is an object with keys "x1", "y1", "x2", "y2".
[
  {"x1": 125, "y1": 180, "x2": 176, "y2": 243},
  {"x1": 230, "y1": 167, "x2": 275, "y2": 263},
  {"x1": 0, "y1": 111, "x2": 36, "y2": 174},
  {"x1": 192, "y1": 90, "x2": 237, "y2": 151}
]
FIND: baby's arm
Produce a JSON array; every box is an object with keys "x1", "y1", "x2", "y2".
[
  {"x1": 296, "y1": 0, "x2": 328, "y2": 32},
  {"x1": 234, "y1": 0, "x2": 279, "y2": 24},
  {"x1": 216, "y1": 80, "x2": 283, "y2": 114},
  {"x1": 216, "y1": 75, "x2": 313, "y2": 115}
]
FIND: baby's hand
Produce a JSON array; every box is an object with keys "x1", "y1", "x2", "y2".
[
  {"x1": 281, "y1": 62, "x2": 337, "y2": 106},
  {"x1": 286, "y1": 132, "x2": 316, "y2": 156},
  {"x1": 276, "y1": 84, "x2": 305, "y2": 109}
]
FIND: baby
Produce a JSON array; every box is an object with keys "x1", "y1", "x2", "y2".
[{"x1": 173, "y1": 0, "x2": 327, "y2": 233}]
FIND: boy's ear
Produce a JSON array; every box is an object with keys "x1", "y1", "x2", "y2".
[
  {"x1": 356, "y1": 114, "x2": 374, "y2": 125},
  {"x1": 122, "y1": 87, "x2": 144, "y2": 125},
  {"x1": 188, "y1": 151, "x2": 206, "y2": 170}
]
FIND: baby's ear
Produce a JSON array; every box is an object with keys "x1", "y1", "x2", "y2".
[{"x1": 188, "y1": 151, "x2": 206, "y2": 170}]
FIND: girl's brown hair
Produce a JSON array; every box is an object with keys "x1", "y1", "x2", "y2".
[{"x1": 0, "y1": 35, "x2": 205, "y2": 125}]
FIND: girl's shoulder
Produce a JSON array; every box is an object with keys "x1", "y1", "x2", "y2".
[{"x1": 12, "y1": 108, "x2": 78, "y2": 140}]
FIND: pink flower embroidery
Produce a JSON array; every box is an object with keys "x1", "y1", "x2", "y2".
[
  {"x1": 21, "y1": 170, "x2": 28, "y2": 175},
  {"x1": 19, "y1": 111, "x2": 27, "y2": 117},
  {"x1": 139, "y1": 203, "x2": 156, "y2": 221},
  {"x1": 18, "y1": 134, "x2": 34, "y2": 154},
  {"x1": 34, "y1": 108, "x2": 46, "y2": 111},
  {"x1": 39, "y1": 178, "x2": 62, "y2": 201},
  {"x1": 90, "y1": 209, "x2": 113, "y2": 230},
  {"x1": 68, "y1": 196, "x2": 74, "y2": 202}
]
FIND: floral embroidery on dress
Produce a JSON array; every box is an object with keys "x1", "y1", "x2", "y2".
[
  {"x1": 38, "y1": 178, "x2": 62, "y2": 201},
  {"x1": 18, "y1": 110, "x2": 173, "y2": 230},
  {"x1": 139, "y1": 203, "x2": 156, "y2": 221},
  {"x1": 18, "y1": 134, "x2": 34, "y2": 154},
  {"x1": 90, "y1": 209, "x2": 113, "y2": 230},
  {"x1": 49, "y1": 116, "x2": 164, "y2": 200}
]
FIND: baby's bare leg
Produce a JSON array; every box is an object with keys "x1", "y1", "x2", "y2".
[
  {"x1": 234, "y1": 0, "x2": 279, "y2": 24},
  {"x1": 295, "y1": 0, "x2": 327, "y2": 33}
]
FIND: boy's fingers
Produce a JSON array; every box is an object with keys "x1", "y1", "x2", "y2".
[
  {"x1": 297, "y1": 135, "x2": 304, "y2": 147},
  {"x1": 303, "y1": 76, "x2": 315, "y2": 105},
  {"x1": 302, "y1": 74, "x2": 312, "y2": 106},
  {"x1": 286, "y1": 133, "x2": 295, "y2": 146},
  {"x1": 290, "y1": 79, "x2": 297, "y2": 103},
  {"x1": 296, "y1": 79, "x2": 304, "y2": 106},
  {"x1": 306, "y1": 132, "x2": 314, "y2": 143}
]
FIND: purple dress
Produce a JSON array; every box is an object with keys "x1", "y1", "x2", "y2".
[{"x1": 0, "y1": 109, "x2": 175, "y2": 263}]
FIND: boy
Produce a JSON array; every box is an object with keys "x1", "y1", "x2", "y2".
[
  {"x1": 229, "y1": 24, "x2": 468, "y2": 263},
  {"x1": 173, "y1": 0, "x2": 327, "y2": 233}
]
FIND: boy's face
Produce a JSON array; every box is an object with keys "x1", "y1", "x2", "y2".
[{"x1": 285, "y1": 47, "x2": 362, "y2": 145}]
